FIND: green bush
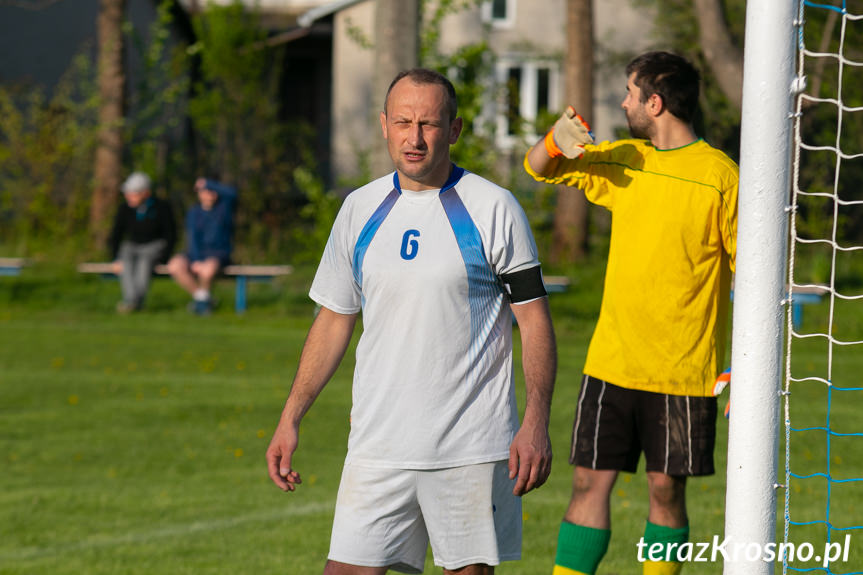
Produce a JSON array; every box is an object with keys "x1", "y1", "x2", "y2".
[{"x1": 0, "y1": 54, "x2": 99, "y2": 258}]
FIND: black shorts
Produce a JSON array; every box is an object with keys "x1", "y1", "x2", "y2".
[{"x1": 569, "y1": 375, "x2": 717, "y2": 476}]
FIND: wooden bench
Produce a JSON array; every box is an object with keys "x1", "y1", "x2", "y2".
[
  {"x1": 543, "y1": 275, "x2": 571, "y2": 294},
  {"x1": 539, "y1": 277, "x2": 825, "y2": 328},
  {"x1": 77, "y1": 262, "x2": 293, "y2": 313},
  {"x1": 0, "y1": 258, "x2": 29, "y2": 277},
  {"x1": 789, "y1": 284, "x2": 829, "y2": 328},
  {"x1": 731, "y1": 284, "x2": 828, "y2": 329}
]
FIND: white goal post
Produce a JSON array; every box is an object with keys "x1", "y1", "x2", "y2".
[{"x1": 723, "y1": 0, "x2": 799, "y2": 573}]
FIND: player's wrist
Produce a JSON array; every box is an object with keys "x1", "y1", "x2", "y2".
[{"x1": 521, "y1": 403, "x2": 552, "y2": 428}]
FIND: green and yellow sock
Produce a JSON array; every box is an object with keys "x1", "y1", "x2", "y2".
[
  {"x1": 641, "y1": 521, "x2": 689, "y2": 575},
  {"x1": 552, "y1": 521, "x2": 611, "y2": 575}
]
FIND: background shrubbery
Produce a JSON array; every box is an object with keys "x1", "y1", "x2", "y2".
[{"x1": 0, "y1": 1, "x2": 331, "y2": 265}]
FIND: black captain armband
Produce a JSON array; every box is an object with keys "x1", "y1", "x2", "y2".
[{"x1": 500, "y1": 266, "x2": 547, "y2": 303}]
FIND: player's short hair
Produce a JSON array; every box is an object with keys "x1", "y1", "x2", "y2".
[
  {"x1": 384, "y1": 68, "x2": 458, "y2": 122},
  {"x1": 626, "y1": 51, "x2": 700, "y2": 123}
]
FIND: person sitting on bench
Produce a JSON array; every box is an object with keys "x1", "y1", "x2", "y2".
[
  {"x1": 166, "y1": 177, "x2": 237, "y2": 315},
  {"x1": 109, "y1": 172, "x2": 177, "y2": 314}
]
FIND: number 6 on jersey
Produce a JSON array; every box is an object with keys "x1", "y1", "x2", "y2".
[{"x1": 400, "y1": 229, "x2": 420, "y2": 260}]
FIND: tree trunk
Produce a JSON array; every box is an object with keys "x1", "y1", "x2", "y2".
[
  {"x1": 693, "y1": 0, "x2": 743, "y2": 110},
  {"x1": 551, "y1": 0, "x2": 593, "y2": 264},
  {"x1": 372, "y1": 0, "x2": 419, "y2": 178},
  {"x1": 90, "y1": 0, "x2": 126, "y2": 249}
]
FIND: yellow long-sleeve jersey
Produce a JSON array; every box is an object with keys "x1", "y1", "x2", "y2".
[{"x1": 525, "y1": 138, "x2": 739, "y2": 397}]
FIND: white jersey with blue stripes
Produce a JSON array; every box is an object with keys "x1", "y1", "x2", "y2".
[{"x1": 310, "y1": 165, "x2": 542, "y2": 469}]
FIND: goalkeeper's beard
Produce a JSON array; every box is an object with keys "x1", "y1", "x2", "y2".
[
  {"x1": 627, "y1": 118, "x2": 652, "y2": 140},
  {"x1": 625, "y1": 106, "x2": 653, "y2": 140}
]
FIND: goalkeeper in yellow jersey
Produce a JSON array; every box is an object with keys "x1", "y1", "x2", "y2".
[{"x1": 525, "y1": 51, "x2": 738, "y2": 575}]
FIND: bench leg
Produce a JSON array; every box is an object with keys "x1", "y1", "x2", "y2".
[
  {"x1": 792, "y1": 302, "x2": 802, "y2": 329},
  {"x1": 235, "y1": 276, "x2": 247, "y2": 314}
]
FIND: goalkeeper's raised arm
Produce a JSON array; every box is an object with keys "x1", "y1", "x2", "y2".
[{"x1": 526, "y1": 106, "x2": 594, "y2": 176}]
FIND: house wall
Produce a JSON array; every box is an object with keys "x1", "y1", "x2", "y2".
[
  {"x1": 593, "y1": 0, "x2": 656, "y2": 140},
  {"x1": 330, "y1": 1, "x2": 377, "y2": 185},
  {"x1": 436, "y1": 0, "x2": 655, "y2": 144}
]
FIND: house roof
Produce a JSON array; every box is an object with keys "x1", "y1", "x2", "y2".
[
  {"x1": 177, "y1": 0, "x2": 325, "y2": 13},
  {"x1": 173, "y1": 0, "x2": 368, "y2": 31},
  {"x1": 297, "y1": 0, "x2": 368, "y2": 27}
]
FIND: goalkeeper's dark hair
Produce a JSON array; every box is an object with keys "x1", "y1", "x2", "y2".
[
  {"x1": 626, "y1": 51, "x2": 700, "y2": 124},
  {"x1": 384, "y1": 68, "x2": 458, "y2": 122}
]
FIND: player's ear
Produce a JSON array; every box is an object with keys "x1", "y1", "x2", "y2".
[
  {"x1": 648, "y1": 93, "x2": 664, "y2": 116},
  {"x1": 380, "y1": 111, "x2": 388, "y2": 140},
  {"x1": 449, "y1": 116, "x2": 463, "y2": 144}
]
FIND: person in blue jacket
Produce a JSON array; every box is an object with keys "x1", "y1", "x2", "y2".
[{"x1": 167, "y1": 177, "x2": 237, "y2": 315}]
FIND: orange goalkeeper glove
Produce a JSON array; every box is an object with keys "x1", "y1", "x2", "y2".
[
  {"x1": 713, "y1": 368, "x2": 731, "y2": 419},
  {"x1": 544, "y1": 106, "x2": 595, "y2": 159}
]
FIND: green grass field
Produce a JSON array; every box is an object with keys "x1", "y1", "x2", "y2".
[{"x1": 1, "y1": 258, "x2": 861, "y2": 574}]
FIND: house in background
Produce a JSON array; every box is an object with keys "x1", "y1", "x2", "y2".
[
  {"x1": 171, "y1": 0, "x2": 656, "y2": 184},
  {"x1": 293, "y1": 0, "x2": 654, "y2": 183},
  {"x1": 0, "y1": 0, "x2": 654, "y2": 187}
]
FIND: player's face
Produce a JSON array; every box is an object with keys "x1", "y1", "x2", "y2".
[
  {"x1": 123, "y1": 190, "x2": 148, "y2": 208},
  {"x1": 198, "y1": 188, "x2": 218, "y2": 211},
  {"x1": 380, "y1": 79, "x2": 462, "y2": 191},
  {"x1": 622, "y1": 73, "x2": 653, "y2": 140}
]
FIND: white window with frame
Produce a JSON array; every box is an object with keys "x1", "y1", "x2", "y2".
[
  {"x1": 481, "y1": 0, "x2": 516, "y2": 29},
  {"x1": 493, "y1": 58, "x2": 560, "y2": 149}
]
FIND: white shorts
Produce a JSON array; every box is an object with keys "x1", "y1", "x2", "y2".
[{"x1": 328, "y1": 460, "x2": 521, "y2": 573}]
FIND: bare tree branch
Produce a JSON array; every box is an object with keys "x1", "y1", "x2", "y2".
[{"x1": 693, "y1": 0, "x2": 744, "y2": 110}]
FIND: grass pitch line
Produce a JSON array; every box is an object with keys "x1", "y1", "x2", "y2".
[{"x1": 1, "y1": 500, "x2": 334, "y2": 562}]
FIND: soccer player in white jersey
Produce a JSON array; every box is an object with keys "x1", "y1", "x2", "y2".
[{"x1": 267, "y1": 68, "x2": 557, "y2": 574}]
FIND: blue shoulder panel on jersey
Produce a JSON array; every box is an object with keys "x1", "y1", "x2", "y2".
[
  {"x1": 352, "y1": 187, "x2": 400, "y2": 288},
  {"x1": 439, "y1": 186, "x2": 501, "y2": 296},
  {"x1": 437, "y1": 166, "x2": 500, "y2": 298},
  {"x1": 439, "y1": 171, "x2": 505, "y2": 369}
]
